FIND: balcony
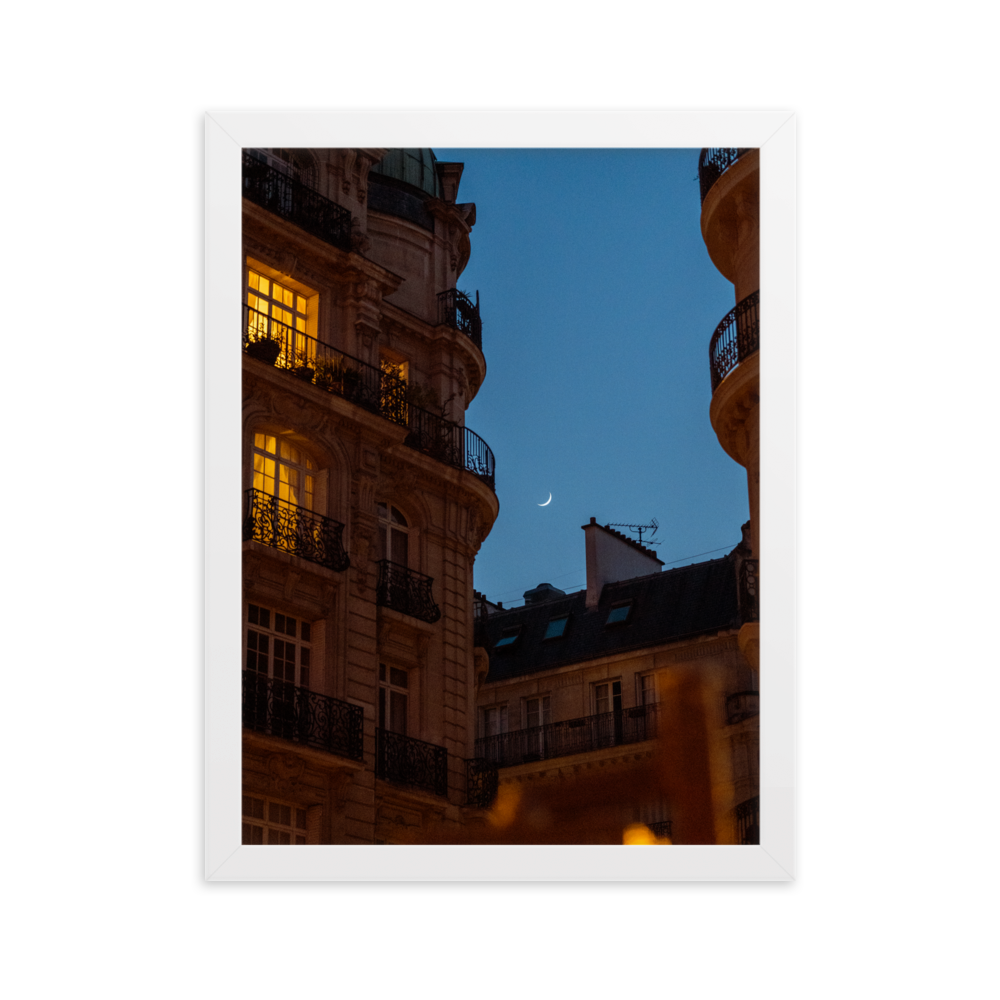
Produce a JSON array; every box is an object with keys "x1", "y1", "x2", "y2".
[
  {"x1": 709, "y1": 289, "x2": 759, "y2": 392},
  {"x1": 698, "y1": 147, "x2": 752, "y2": 205},
  {"x1": 376, "y1": 728, "x2": 448, "y2": 796},
  {"x1": 739, "y1": 557, "x2": 759, "y2": 623},
  {"x1": 243, "y1": 305, "x2": 496, "y2": 492},
  {"x1": 438, "y1": 288, "x2": 482, "y2": 351},
  {"x1": 726, "y1": 691, "x2": 760, "y2": 726},
  {"x1": 647, "y1": 820, "x2": 672, "y2": 839},
  {"x1": 466, "y1": 757, "x2": 499, "y2": 808},
  {"x1": 376, "y1": 560, "x2": 441, "y2": 624},
  {"x1": 242, "y1": 672, "x2": 364, "y2": 761},
  {"x1": 243, "y1": 488, "x2": 350, "y2": 573},
  {"x1": 475, "y1": 703, "x2": 661, "y2": 768},
  {"x1": 242, "y1": 151, "x2": 352, "y2": 253}
]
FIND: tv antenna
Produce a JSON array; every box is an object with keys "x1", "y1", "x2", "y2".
[{"x1": 606, "y1": 518, "x2": 660, "y2": 546}]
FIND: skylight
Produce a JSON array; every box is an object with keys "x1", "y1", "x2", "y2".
[
  {"x1": 543, "y1": 615, "x2": 570, "y2": 640},
  {"x1": 605, "y1": 603, "x2": 632, "y2": 626},
  {"x1": 494, "y1": 627, "x2": 521, "y2": 650}
]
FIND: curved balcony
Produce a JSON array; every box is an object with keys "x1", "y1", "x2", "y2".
[
  {"x1": 376, "y1": 559, "x2": 441, "y2": 624},
  {"x1": 242, "y1": 671, "x2": 364, "y2": 761},
  {"x1": 243, "y1": 488, "x2": 350, "y2": 572},
  {"x1": 698, "y1": 147, "x2": 752, "y2": 205},
  {"x1": 242, "y1": 151, "x2": 352, "y2": 253},
  {"x1": 243, "y1": 304, "x2": 496, "y2": 492},
  {"x1": 438, "y1": 288, "x2": 482, "y2": 351},
  {"x1": 376, "y1": 728, "x2": 448, "y2": 796},
  {"x1": 709, "y1": 290, "x2": 759, "y2": 392}
]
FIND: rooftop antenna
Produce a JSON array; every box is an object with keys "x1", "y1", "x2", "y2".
[{"x1": 606, "y1": 517, "x2": 660, "y2": 547}]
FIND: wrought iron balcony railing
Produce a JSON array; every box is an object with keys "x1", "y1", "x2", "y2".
[
  {"x1": 404, "y1": 406, "x2": 496, "y2": 491},
  {"x1": 244, "y1": 488, "x2": 350, "y2": 572},
  {"x1": 242, "y1": 151, "x2": 352, "y2": 252},
  {"x1": 726, "y1": 691, "x2": 760, "y2": 726},
  {"x1": 698, "y1": 147, "x2": 752, "y2": 205},
  {"x1": 375, "y1": 560, "x2": 441, "y2": 624},
  {"x1": 243, "y1": 304, "x2": 408, "y2": 425},
  {"x1": 466, "y1": 757, "x2": 499, "y2": 808},
  {"x1": 475, "y1": 703, "x2": 661, "y2": 768},
  {"x1": 709, "y1": 289, "x2": 759, "y2": 392},
  {"x1": 647, "y1": 820, "x2": 673, "y2": 839},
  {"x1": 736, "y1": 795, "x2": 760, "y2": 845},
  {"x1": 376, "y1": 728, "x2": 449, "y2": 796},
  {"x1": 242, "y1": 671, "x2": 364, "y2": 761},
  {"x1": 438, "y1": 288, "x2": 482, "y2": 351},
  {"x1": 738, "y1": 557, "x2": 759, "y2": 623},
  {"x1": 243, "y1": 305, "x2": 496, "y2": 492}
]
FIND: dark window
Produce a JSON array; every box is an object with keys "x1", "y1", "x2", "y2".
[
  {"x1": 543, "y1": 615, "x2": 570, "y2": 640},
  {"x1": 605, "y1": 603, "x2": 632, "y2": 626}
]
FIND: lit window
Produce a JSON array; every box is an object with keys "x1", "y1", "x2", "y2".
[
  {"x1": 378, "y1": 662, "x2": 408, "y2": 736},
  {"x1": 253, "y1": 433, "x2": 316, "y2": 512},
  {"x1": 246, "y1": 266, "x2": 313, "y2": 366},
  {"x1": 605, "y1": 602, "x2": 632, "y2": 626},
  {"x1": 543, "y1": 615, "x2": 570, "y2": 640},
  {"x1": 242, "y1": 794, "x2": 307, "y2": 845}
]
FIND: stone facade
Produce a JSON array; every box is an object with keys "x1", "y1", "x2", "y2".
[{"x1": 241, "y1": 148, "x2": 498, "y2": 845}]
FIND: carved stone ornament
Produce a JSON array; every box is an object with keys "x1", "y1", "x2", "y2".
[
  {"x1": 267, "y1": 753, "x2": 305, "y2": 796},
  {"x1": 342, "y1": 149, "x2": 356, "y2": 196},
  {"x1": 355, "y1": 473, "x2": 377, "y2": 515}
]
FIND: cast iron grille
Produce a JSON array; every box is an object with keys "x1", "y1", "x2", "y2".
[
  {"x1": 376, "y1": 728, "x2": 448, "y2": 796},
  {"x1": 709, "y1": 289, "x2": 759, "y2": 392},
  {"x1": 647, "y1": 820, "x2": 673, "y2": 839},
  {"x1": 736, "y1": 795, "x2": 760, "y2": 845},
  {"x1": 405, "y1": 406, "x2": 496, "y2": 491},
  {"x1": 465, "y1": 757, "x2": 499, "y2": 808},
  {"x1": 726, "y1": 691, "x2": 760, "y2": 726},
  {"x1": 475, "y1": 703, "x2": 661, "y2": 768},
  {"x1": 739, "y1": 557, "x2": 759, "y2": 623},
  {"x1": 242, "y1": 672, "x2": 364, "y2": 761},
  {"x1": 698, "y1": 147, "x2": 752, "y2": 204},
  {"x1": 243, "y1": 304, "x2": 408, "y2": 426},
  {"x1": 437, "y1": 288, "x2": 482, "y2": 351},
  {"x1": 242, "y1": 151, "x2": 352, "y2": 252},
  {"x1": 375, "y1": 559, "x2": 441, "y2": 624},
  {"x1": 243, "y1": 488, "x2": 350, "y2": 572},
  {"x1": 242, "y1": 304, "x2": 494, "y2": 491}
]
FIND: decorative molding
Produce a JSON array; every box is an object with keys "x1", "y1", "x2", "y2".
[
  {"x1": 267, "y1": 753, "x2": 306, "y2": 796},
  {"x1": 661, "y1": 634, "x2": 739, "y2": 664}
]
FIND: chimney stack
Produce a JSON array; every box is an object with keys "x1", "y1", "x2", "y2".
[{"x1": 583, "y1": 517, "x2": 664, "y2": 609}]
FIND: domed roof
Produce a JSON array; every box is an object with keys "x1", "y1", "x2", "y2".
[{"x1": 370, "y1": 148, "x2": 442, "y2": 198}]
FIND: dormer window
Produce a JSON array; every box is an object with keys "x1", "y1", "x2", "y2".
[
  {"x1": 543, "y1": 615, "x2": 570, "y2": 641},
  {"x1": 605, "y1": 602, "x2": 633, "y2": 627},
  {"x1": 494, "y1": 626, "x2": 522, "y2": 651}
]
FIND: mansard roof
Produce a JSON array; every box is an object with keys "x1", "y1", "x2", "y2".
[{"x1": 480, "y1": 554, "x2": 740, "y2": 683}]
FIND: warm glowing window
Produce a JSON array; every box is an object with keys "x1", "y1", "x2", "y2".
[
  {"x1": 246, "y1": 264, "x2": 316, "y2": 366},
  {"x1": 253, "y1": 433, "x2": 315, "y2": 511},
  {"x1": 242, "y1": 794, "x2": 307, "y2": 845}
]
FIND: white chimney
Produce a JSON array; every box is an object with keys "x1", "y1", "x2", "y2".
[{"x1": 583, "y1": 517, "x2": 664, "y2": 609}]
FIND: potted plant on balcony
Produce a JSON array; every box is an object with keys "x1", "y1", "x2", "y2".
[
  {"x1": 291, "y1": 351, "x2": 315, "y2": 383},
  {"x1": 246, "y1": 335, "x2": 282, "y2": 365}
]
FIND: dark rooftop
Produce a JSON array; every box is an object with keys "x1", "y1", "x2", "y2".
[{"x1": 480, "y1": 554, "x2": 741, "y2": 683}]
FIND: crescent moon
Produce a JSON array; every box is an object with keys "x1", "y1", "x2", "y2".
[{"x1": 538, "y1": 493, "x2": 552, "y2": 507}]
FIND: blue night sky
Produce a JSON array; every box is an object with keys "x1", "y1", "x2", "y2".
[{"x1": 435, "y1": 148, "x2": 749, "y2": 609}]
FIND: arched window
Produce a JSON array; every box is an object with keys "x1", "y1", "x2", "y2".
[
  {"x1": 253, "y1": 433, "x2": 315, "y2": 512},
  {"x1": 377, "y1": 502, "x2": 409, "y2": 566}
]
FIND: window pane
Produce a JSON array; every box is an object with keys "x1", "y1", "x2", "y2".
[{"x1": 390, "y1": 667, "x2": 408, "y2": 688}]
